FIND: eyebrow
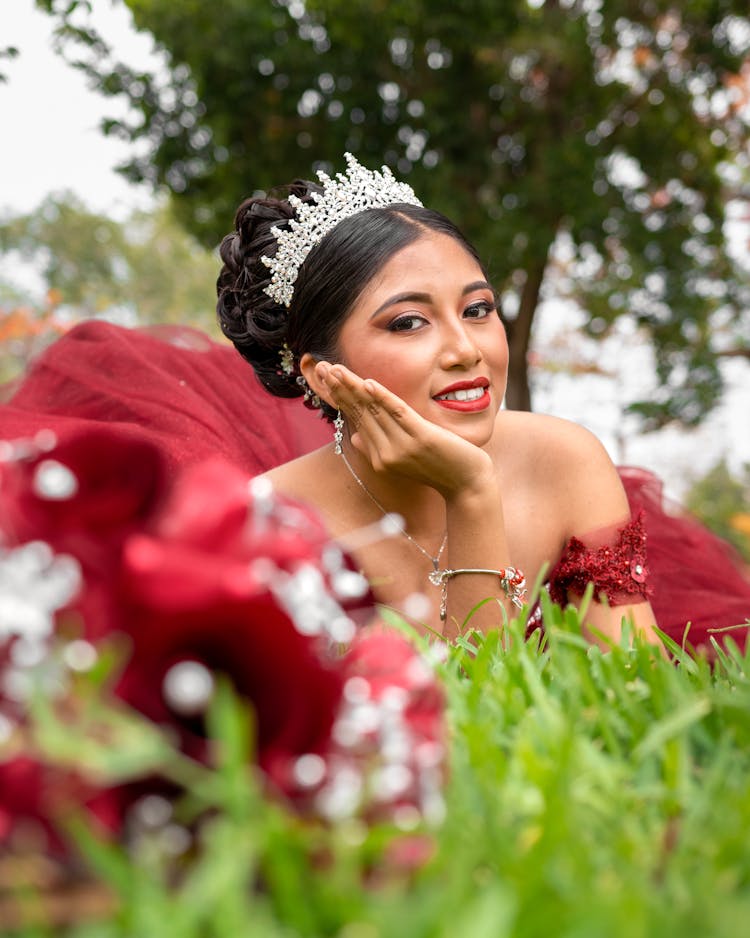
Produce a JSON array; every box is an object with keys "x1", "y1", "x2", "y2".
[{"x1": 369, "y1": 280, "x2": 495, "y2": 319}]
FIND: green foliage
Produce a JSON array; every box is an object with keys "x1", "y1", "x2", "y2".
[
  {"x1": 35, "y1": 0, "x2": 750, "y2": 423},
  {"x1": 10, "y1": 604, "x2": 750, "y2": 936},
  {"x1": 0, "y1": 44, "x2": 19, "y2": 83},
  {"x1": 685, "y1": 459, "x2": 750, "y2": 562},
  {"x1": 0, "y1": 193, "x2": 219, "y2": 329}
]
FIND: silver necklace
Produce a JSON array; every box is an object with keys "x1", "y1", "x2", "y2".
[{"x1": 340, "y1": 448, "x2": 447, "y2": 572}]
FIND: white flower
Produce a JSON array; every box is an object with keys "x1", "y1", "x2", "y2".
[{"x1": 0, "y1": 541, "x2": 81, "y2": 643}]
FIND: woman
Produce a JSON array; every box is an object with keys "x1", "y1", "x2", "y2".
[
  {"x1": 216, "y1": 154, "x2": 661, "y2": 644},
  {"x1": 3, "y1": 155, "x2": 747, "y2": 650}
]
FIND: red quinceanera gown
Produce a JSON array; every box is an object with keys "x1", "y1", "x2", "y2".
[{"x1": 2, "y1": 321, "x2": 748, "y2": 653}]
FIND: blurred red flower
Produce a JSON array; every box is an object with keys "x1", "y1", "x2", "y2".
[
  {"x1": 0, "y1": 427, "x2": 167, "y2": 640},
  {"x1": 0, "y1": 435, "x2": 446, "y2": 855}
]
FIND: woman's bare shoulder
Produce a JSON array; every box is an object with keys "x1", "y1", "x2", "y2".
[
  {"x1": 258, "y1": 445, "x2": 331, "y2": 500},
  {"x1": 494, "y1": 410, "x2": 628, "y2": 530},
  {"x1": 495, "y1": 409, "x2": 609, "y2": 464}
]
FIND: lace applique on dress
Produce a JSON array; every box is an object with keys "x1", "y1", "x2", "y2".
[{"x1": 547, "y1": 511, "x2": 652, "y2": 607}]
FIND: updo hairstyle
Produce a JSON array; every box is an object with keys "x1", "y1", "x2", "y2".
[{"x1": 216, "y1": 178, "x2": 485, "y2": 422}]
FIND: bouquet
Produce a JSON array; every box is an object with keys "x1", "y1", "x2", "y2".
[{"x1": 0, "y1": 427, "x2": 446, "y2": 906}]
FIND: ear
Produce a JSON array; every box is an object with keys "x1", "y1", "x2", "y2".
[{"x1": 299, "y1": 352, "x2": 336, "y2": 409}]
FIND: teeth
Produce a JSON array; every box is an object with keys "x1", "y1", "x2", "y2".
[{"x1": 438, "y1": 386, "x2": 485, "y2": 402}]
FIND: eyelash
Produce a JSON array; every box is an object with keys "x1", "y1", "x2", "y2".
[
  {"x1": 387, "y1": 301, "x2": 496, "y2": 332},
  {"x1": 387, "y1": 315, "x2": 427, "y2": 332},
  {"x1": 464, "y1": 301, "x2": 496, "y2": 319}
]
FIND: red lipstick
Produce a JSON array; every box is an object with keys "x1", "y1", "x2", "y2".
[{"x1": 433, "y1": 377, "x2": 491, "y2": 412}]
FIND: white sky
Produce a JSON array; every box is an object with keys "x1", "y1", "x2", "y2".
[
  {"x1": 1, "y1": 0, "x2": 747, "y2": 498},
  {"x1": 532, "y1": 307, "x2": 748, "y2": 499},
  {"x1": 0, "y1": 0, "x2": 158, "y2": 218}
]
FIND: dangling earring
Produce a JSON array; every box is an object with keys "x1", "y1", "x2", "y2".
[{"x1": 333, "y1": 411, "x2": 345, "y2": 455}]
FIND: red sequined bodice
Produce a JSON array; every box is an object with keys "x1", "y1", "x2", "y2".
[{"x1": 548, "y1": 512, "x2": 652, "y2": 607}]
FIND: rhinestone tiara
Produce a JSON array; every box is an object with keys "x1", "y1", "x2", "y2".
[{"x1": 261, "y1": 152, "x2": 423, "y2": 308}]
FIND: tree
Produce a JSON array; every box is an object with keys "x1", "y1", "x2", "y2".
[
  {"x1": 684, "y1": 459, "x2": 750, "y2": 563},
  {"x1": 0, "y1": 45, "x2": 18, "y2": 83},
  {"x1": 37, "y1": 0, "x2": 750, "y2": 423},
  {"x1": 0, "y1": 193, "x2": 219, "y2": 328},
  {"x1": 0, "y1": 291, "x2": 68, "y2": 385}
]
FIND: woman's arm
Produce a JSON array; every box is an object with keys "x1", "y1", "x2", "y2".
[
  {"x1": 315, "y1": 363, "x2": 520, "y2": 638},
  {"x1": 542, "y1": 418, "x2": 662, "y2": 649}
]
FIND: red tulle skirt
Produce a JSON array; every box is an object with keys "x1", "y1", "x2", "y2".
[
  {"x1": 619, "y1": 467, "x2": 749, "y2": 652},
  {"x1": 2, "y1": 321, "x2": 748, "y2": 652}
]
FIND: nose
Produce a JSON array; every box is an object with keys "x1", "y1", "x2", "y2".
[{"x1": 439, "y1": 320, "x2": 482, "y2": 369}]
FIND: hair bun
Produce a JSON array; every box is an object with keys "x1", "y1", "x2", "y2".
[{"x1": 216, "y1": 182, "x2": 320, "y2": 401}]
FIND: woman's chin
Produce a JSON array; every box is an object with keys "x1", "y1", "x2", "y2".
[{"x1": 431, "y1": 414, "x2": 497, "y2": 449}]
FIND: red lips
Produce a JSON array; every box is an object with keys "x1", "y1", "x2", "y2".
[
  {"x1": 433, "y1": 376, "x2": 491, "y2": 413},
  {"x1": 433, "y1": 376, "x2": 489, "y2": 399}
]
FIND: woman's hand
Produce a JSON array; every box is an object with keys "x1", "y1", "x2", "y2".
[{"x1": 316, "y1": 362, "x2": 494, "y2": 501}]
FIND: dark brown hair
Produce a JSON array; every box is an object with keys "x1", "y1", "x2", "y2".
[{"x1": 216, "y1": 180, "x2": 485, "y2": 421}]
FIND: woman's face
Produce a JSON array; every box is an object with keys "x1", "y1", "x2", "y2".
[{"x1": 334, "y1": 230, "x2": 509, "y2": 447}]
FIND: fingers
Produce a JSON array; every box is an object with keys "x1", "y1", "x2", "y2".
[
  {"x1": 316, "y1": 363, "x2": 415, "y2": 464},
  {"x1": 314, "y1": 362, "x2": 488, "y2": 495},
  {"x1": 316, "y1": 363, "x2": 392, "y2": 420}
]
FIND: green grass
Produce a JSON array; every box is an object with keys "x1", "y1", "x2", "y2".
[{"x1": 11, "y1": 597, "x2": 750, "y2": 937}]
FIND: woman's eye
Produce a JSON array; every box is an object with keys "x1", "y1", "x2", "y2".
[
  {"x1": 388, "y1": 315, "x2": 427, "y2": 332},
  {"x1": 463, "y1": 302, "x2": 495, "y2": 320}
]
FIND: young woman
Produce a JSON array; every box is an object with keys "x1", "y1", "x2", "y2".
[
  {"x1": 215, "y1": 154, "x2": 661, "y2": 644},
  {"x1": 3, "y1": 155, "x2": 747, "y2": 650}
]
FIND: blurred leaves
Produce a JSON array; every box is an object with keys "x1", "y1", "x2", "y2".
[
  {"x1": 0, "y1": 291, "x2": 68, "y2": 385},
  {"x1": 0, "y1": 193, "x2": 218, "y2": 328},
  {"x1": 0, "y1": 44, "x2": 19, "y2": 83},
  {"x1": 685, "y1": 458, "x2": 750, "y2": 562},
  {"x1": 0, "y1": 193, "x2": 221, "y2": 383}
]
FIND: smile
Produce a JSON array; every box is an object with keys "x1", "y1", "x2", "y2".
[
  {"x1": 435, "y1": 387, "x2": 485, "y2": 402},
  {"x1": 433, "y1": 378, "x2": 491, "y2": 413}
]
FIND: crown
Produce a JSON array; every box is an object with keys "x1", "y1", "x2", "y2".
[{"x1": 261, "y1": 152, "x2": 423, "y2": 308}]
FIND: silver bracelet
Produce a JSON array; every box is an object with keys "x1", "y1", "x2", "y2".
[{"x1": 429, "y1": 566, "x2": 527, "y2": 622}]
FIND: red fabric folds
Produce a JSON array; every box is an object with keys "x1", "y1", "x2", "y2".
[
  {"x1": 619, "y1": 467, "x2": 750, "y2": 652},
  {"x1": 0, "y1": 320, "x2": 330, "y2": 474}
]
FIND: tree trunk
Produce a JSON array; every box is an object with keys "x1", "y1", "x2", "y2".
[{"x1": 504, "y1": 255, "x2": 547, "y2": 412}]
